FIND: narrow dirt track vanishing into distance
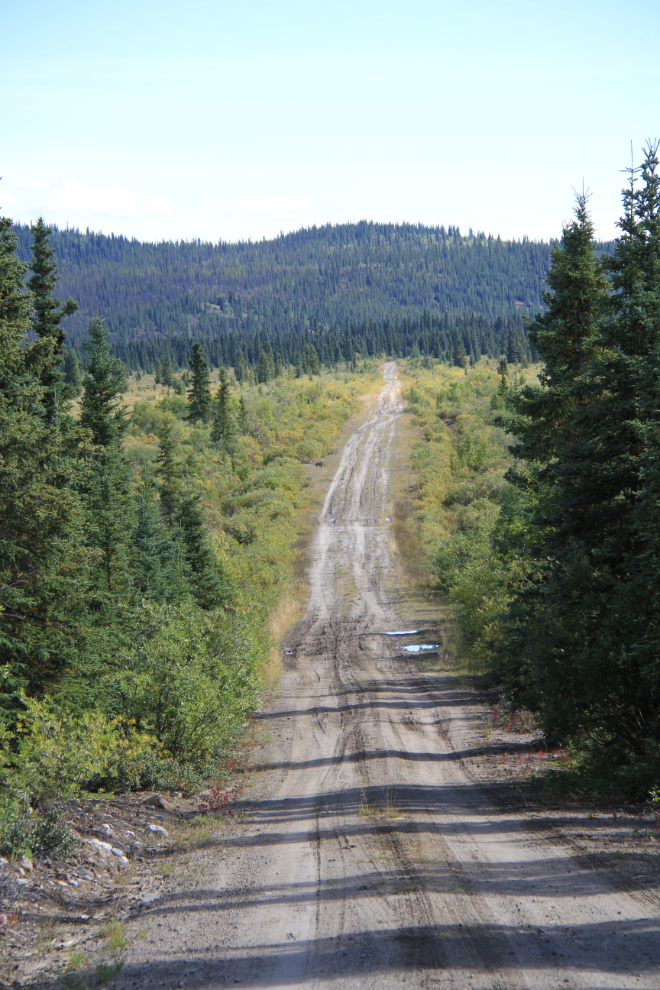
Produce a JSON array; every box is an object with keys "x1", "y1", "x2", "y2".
[{"x1": 120, "y1": 363, "x2": 660, "y2": 989}]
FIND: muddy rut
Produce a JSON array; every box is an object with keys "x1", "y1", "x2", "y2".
[{"x1": 121, "y1": 363, "x2": 660, "y2": 989}]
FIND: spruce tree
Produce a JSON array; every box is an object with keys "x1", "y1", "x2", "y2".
[
  {"x1": 63, "y1": 347, "x2": 83, "y2": 396},
  {"x1": 497, "y1": 195, "x2": 607, "y2": 724},
  {"x1": 496, "y1": 356, "x2": 509, "y2": 397},
  {"x1": 28, "y1": 218, "x2": 78, "y2": 423},
  {"x1": 161, "y1": 353, "x2": 175, "y2": 389},
  {"x1": 132, "y1": 481, "x2": 186, "y2": 603},
  {"x1": 237, "y1": 395, "x2": 249, "y2": 434},
  {"x1": 177, "y1": 492, "x2": 225, "y2": 609},
  {"x1": 80, "y1": 318, "x2": 132, "y2": 596},
  {"x1": 85, "y1": 447, "x2": 133, "y2": 595},
  {"x1": 562, "y1": 142, "x2": 660, "y2": 756},
  {"x1": 501, "y1": 167, "x2": 660, "y2": 767},
  {"x1": 628, "y1": 143, "x2": 660, "y2": 757},
  {"x1": 155, "y1": 419, "x2": 180, "y2": 524},
  {"x1": 187, "y1": 343, "x2": 212, "y2": 422},
  {"x1": 0, "y1": 217, "x2": 85, "y2": 703},
  {"x1": 80, "y1": 318, "x2": 127, "y2": 447},
  {"x1": 256, "y1": 348, "x2": 271, "y2": 383},
  {"x1": 211, "y1": 368, "x2": 236, "y2": 453}
]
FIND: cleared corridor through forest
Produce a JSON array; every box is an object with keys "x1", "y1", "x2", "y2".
[{"x1": 119, "y1": 363, "x2": 660, "y2": 989}]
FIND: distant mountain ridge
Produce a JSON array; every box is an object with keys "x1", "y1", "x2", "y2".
[{"x1": 12, "y1": 221, "x2": 576, "y2": 346}]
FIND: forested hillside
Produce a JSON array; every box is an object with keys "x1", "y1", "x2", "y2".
[{"x1": 12, "y1": 222, "x2": 555, "y2": 346}]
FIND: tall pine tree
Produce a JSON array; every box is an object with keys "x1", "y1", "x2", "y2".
[
  {"x1": 28, "y1": 218, "x2": 78, "y2": 423},
  {"x1": 80, "y1": 318, "x2": 132, "y2": 597},
  {"x1": 211, "y1": 368, "x2": 235, "y2": 455},
  {"x1": 187, "y1": 343, "x2": 212, "y2": 423},
  {"x1": 498, "y1": 194, "x2": 607, "y2": 732},
  {"x1": 0, "y1": 217, "x2": 85, "y2": 706}
]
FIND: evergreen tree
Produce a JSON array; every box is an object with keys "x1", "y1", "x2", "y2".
[
  {"x1": 559, "y1": 143, "x2": 660, "y2": 755},
  {"x1": 304, "y1": 344, "x2": 320, "y2": 375},
  {"x1": 234, "y1": 351, "x2": 247, "y2": 383},
  {"x1": 177, "y1": 492, "x2": 225, "y2": 609},
  {"x1": 211, "y1": 368, "x2": 236, "y2": 453},
  {"x1": 155, "y1": 419, "x2": 180, "y2": 524},
  {"x1": 496, "y1": 356, "x2": 509, "y2": 397},
  {"x1": 80, "y1": 317, "x2": 132, "y2": 596},
  {"x1": 628, "y1": 143, "x2": 660, "y2": 754},
  {"x1": 63, "y1": 347, "x2": 83, "y2": 396},
  {"x1": 161, "y1": 353, "x2": 175, "y2": 389},
  {"x1": 0, "y1": 217, "x2": 85, "y2": 702},
  {"x1": 453, "y1": 338, "x2": 467, "y2": 368},
  {"x1": 132, "y1": 481, "x2": 186, "y2": 603},
  {"x1": 256, "y1": 348, "x2": 272, "y2": 383},
  {"x1": 506, "y1": 324, "x2": 524, "y2": 364},
  {"x1": 28, "y1": 218, "x2": 78, "y2": 423},
  {"x1": 187, "y1": 343, "x2": 212, "y2": 422},
  {"x1": 237, "y1": 395, "x2": 249, "y2": 434},
  {"x1": 500, "y1": 171, "x2": 660, "y2": 764},
  {"x1": 85, "y1": 447, "x2": 133, "y2": 596},
  {"x1": 497, "y1": 195, "x2": 606, "y2": 719},
  {"x1": 80, "y1": 318, "x2": 127, "y2": 448}
]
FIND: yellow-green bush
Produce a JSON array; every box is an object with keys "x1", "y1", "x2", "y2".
[{"x1": 399, "y1": 358, "x2": 530, "y2": 664}]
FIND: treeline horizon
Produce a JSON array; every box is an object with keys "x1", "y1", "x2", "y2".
[
  {"x1": 11, "y1": 219, "x2": 614, "y2": 361},
  {"x1": 101, "y1": 311, "x2": 535, "y2": 380}
]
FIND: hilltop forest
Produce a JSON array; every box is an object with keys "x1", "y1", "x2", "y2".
[{"x1": 10, "y1": 220, "x2": 590, "y2": 378}]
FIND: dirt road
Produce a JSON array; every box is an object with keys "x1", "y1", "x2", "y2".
[{"x1": 121, "y1": 363, "x2": 660, "y2": 989}]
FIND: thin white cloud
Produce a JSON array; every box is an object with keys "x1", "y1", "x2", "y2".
[
  {"x1": 234, "y1": 196, "x2": 314, "y2": 217},
  {"x1": 43, "y1": 181, "x2": 173, "y2": 219}
]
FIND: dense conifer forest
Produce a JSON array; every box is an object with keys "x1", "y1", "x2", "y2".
[
  {"x1": 12, "y1": 220, "x2": 608, "y2": 377},
  {"x1": 12, "y1": 222, "x2": 558, "y2": 344}
]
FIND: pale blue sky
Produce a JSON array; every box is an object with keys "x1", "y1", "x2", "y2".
[{"x1": 2, "y1": 0, "x2": 658, "y2": 243}]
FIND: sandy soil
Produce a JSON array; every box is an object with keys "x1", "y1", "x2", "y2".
[{"x1": 113, "y1": 363, "x2": 660, "y2": 990}]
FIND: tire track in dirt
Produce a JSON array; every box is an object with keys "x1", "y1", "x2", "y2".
[{"x1": 119, "y1": 362, "x2": 660, "y2": 990}]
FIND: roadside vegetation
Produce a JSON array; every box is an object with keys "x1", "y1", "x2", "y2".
[
  {"x1": 398, "y1": 355, "x2": 529, "y2": 668},
  {"x1": 0, "y1": 217, "x2": 380, "y2": 857},
  {"x1": 1, "y1": 142, "x2": 659, "y2": 865},
  {"x1": 401, "y1": 143, "x2": 660, "y2": 803}
]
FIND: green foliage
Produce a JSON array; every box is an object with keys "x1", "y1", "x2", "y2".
[
  {"x1": 493, "y1": 152, "x2": 660, "y2": 790},
  {"x1": 63, "y1": 347, "x2": 83, "y2": 396},
  {"x1": 210, "y1": 368, "x2": 236, "y2": 456},
  {"x1": 12, "y1": 222, "x2": 567, "y2": 350},
  {"x1": 187, "y1": 342, "x2": 212, "y2": 423},
  {"x1": 404, "y1": 148, "x2": 660, "y2": 800},
  {"x1": 403, "y1": 360, "x2": 516, "y2": 666},
  {"x1": 0, "y1": 218, "x2": 86, "y2": 705},
  {"x1": 0, "y1": 695, "x2": 155, "y2": 797},
  {"x1": 115, "y1": 602, "x2": 259, "y2": 765},
  {"x1": 80, "y1": 318, "x2": 127, "y2": 447},
  {"x1": 27, "y1": 218, "x2": 79, "y2": 423},
  {"x1": 1, "y1": 215, "x2": 378, "y2": 828},
  {"x1": 0, "y1": 801, "x2": 76, "y2": 859},
  {"x1": 154, "y1": 419, "x2": 180, "y2": 524},
  {"x1": 177, "y1": 492, "x2": 228, "y2": 609}
]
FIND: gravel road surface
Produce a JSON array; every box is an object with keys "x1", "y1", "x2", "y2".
[{"x1": 118, "y1": 363, "x2": 660, "y2": 989}]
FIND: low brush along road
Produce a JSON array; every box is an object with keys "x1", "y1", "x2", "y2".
[{"x1": 121, "y1": 364, "x2": 660, "y2": 989}]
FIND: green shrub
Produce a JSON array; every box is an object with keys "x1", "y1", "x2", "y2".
[
  {"x1": 0, "y1": 801, "x2": 76, "y2": 858},
  {"x1": 114, "y1": 602, "x2": 261, "y2": 766},
  {"x1": 1, "y1": 696, "x2": 158, "y2": 798}
]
